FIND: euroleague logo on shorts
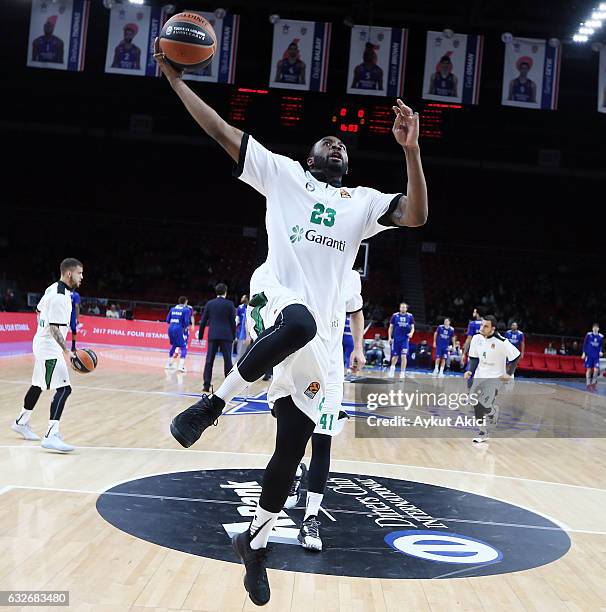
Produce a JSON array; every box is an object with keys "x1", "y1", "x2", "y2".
[
  {"x1": 97, "y1": 469, "x2": 571, "y2": 580},
  {"x1": 304, "y1": 381, "x2": 321, "y2": 399}
]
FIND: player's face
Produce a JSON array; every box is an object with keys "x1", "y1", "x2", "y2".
[
  {"x1": 44, "y1": 22, "x2": 54, "y2": 35},
  {"x1": 67, "y1": 266, "x2": 84, "y2": 289},
  {"x1": 124, "y1": 28, "x2": 135, "y2": 42},
  {"x1": 444, "y1": 318, "x2": 450, "y2": 327},
  {"x1": 593, "y1": 325, "x2": 600, "y2": 333},
  {"x1": 287, "y1": 44, "x2": 298, "y2": 59},
  {"x1": 308, "y1": 137, "x2": 349, "y2": 176},
  {"x1": 480, "y1": 320, "x2": 494, "y2": 337},
  {"x1": 439, "y1": 60, "x2": 450, "y2": 74},
  {"x1": 363, "y1": 49, "x2": 375, "y2": 64},
  {"x1": 399, "y1": 304, "x2": 407, "y2": 313},
  {"x1": 241, "y1": 295, "x2": 248, "y2": 304},
  {"x1": 473, "y1": 309, "x2": 479, "y2": 319},
  {"x1": 511, "y1": 323, "x2": 518, "y2": 331},
  {"x1": 519, "y1": 63, "x2": 530, "y2": 77}
]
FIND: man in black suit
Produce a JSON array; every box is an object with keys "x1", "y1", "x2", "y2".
[{"x1": 199, "y1": 283, "x2": 237, "y2": 392}]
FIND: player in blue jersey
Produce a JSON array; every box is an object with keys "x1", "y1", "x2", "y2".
[
  {"x1": 32, "y1": 15, "x2": 64, "y2": 64},
  {"x1": 342, "y1": 313, "x2": 355, "y2": 373},
  {"x1": 508, "y1": 57, "x2": 537, "y2": 103},
  {"x1": 111, "y1": 23, "x2": 141, "y2": 70},
  {"x1": 235, "y1": 294, "x2": 250, "y2": 359},
  {"x1": 505, "y1": 322, "x2": 525, "y2": 359},
  {"x1": 165, "y1": 296, "x2": 194, "y2": 373},
  {"x1": 351, "y1": 43, "x2": 384, "y2": 91},
  {"x1": 429, "y1": 55, "x2": 458, "y2": 98},
  {"x1": 70, "y1": 290, "x2": 81, "y2": 352},
  {"x1": 432, "y1": 317, "x2": 455, "y2": 377},
  {"x1": 462, "y1": 307, "x2": 482, "y2": 367},
  {"x1": 275, "y1": 40, "x2": 306, "y2": 85},
  {"x1": 387, "y1": 302, "x2": 415, "y2": 378},
  {"x1": 582, "y1": 323, "x2": 604, "y2": 387}
]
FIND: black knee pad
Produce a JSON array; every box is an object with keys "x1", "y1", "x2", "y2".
[
  {"x1": 283, "y1": 304, "x2": 317, "y2": 346},
  {"x1": 24, "y1": 385, "x2": 43, "y2": 410}
]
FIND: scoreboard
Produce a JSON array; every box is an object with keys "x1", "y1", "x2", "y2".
[{"x1": 227, "y1": 87, "x2": 464, "y2": 141}]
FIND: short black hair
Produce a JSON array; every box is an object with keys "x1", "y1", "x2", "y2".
[
  {"x1": 593, "y1": 322, "x2": 600, "y2": 327},
  {"x1": 439, "y1": 55, "x2": 452, "y2": 63},
  {"x1": 483, "y1": 315, "x2": 497, "y2": 328},
  {"x1": 60, "y1": 258, "x2": 83, "y2": 274},
  {"x1": 178, "y1": 296, "x2": 187, "y2": 304},
  {"x1": 216, "y1": 283, "x2": 228, "y2": 295}
]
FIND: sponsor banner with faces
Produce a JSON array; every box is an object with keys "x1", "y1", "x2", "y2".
[
  {"x1": 269, "y1": 19, "x2": 331, "y2": 92},
  {"x1": 501, "y1": 36, "x2": 561, "y2": 110},
  {"x1": 105, "y1": 4, "x2": 170, "y2": 77},
  {"x1": 423, "y1": 31, "x2": 483, "y2": 104},
  {"x1": 346, "y1": 24, "x2": 407, "y2": 97},
  {"x1": 27, "y1": 0, "x2": 90, "y2": 71}
]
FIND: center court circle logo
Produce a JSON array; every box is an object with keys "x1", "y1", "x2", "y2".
[
  {"x1": 385, "y1": 530, "x2": 503, "y2": 564},
  {"x1": 96, "y1": 469, "x2": 570, "y2": 579}
]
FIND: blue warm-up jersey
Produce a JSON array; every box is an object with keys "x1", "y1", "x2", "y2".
[
  {"x1": 433, "y1": 72, "x2": 456, "y2": 96},
  {"x1": 511, "y1": 78, "x2": 535, "y2": 102},
  {"x1": 166, "y1": 304, "x2": 192, "y2": 329},
  {"x1": 436, "y1": 324, "x2": 454, "y2": 348},
  {"x1": 278, "y1": 60, "x2": 304, "y2": 83},
  {"x1": 390, "y1": 312, "x2": 415, "y2": 339},
  {"x1": 353, "y1": 64, "x2": 383, "y2": 89},
  {"x1": 583, "y1": 332, "x2": 604, "y2": 358},
  {"x1": 505, "y1": 330, "x2": 524, "y2": 349},
  {"x1": 466, "y1": 319, "x2": 482, "y2": 337},
  {"x1": 237, "y1": 304, "x2": 247, "y2": 340}
]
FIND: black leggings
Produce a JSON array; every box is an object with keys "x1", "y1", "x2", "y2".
[
  {"x1": 309, "y1": 433, "x2": 332, "y2": 494},
  {"x1": 259, "y1": 396, "x2": 316, "y2": 512},
  {"x1": 237, "y1": 304, "x2": 317, "y2": 383}
]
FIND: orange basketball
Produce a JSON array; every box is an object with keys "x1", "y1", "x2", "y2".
[
  {"x1": 159, "y1": 12, "x2": 217, "y2": 72},
  {"x1": 71, "y1": 348, "x2": 98, "y2": 374}
]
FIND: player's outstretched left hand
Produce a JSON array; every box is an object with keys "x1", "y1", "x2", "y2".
[
  {"x1": 392, "y1": 99, "x2": 419, "y2": 150},
  {"x1": 153, "y1": 37, "x2": 183, "y2": 84}
]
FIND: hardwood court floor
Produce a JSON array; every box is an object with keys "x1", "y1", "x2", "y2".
[{"x1": 1, "y1": 347, "x2": 606, "y2": 612}]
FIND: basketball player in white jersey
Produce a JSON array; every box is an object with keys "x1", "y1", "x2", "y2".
[
  {"x1": 154, "y1": 41, "x2": 428, "y2": 606},
  {"x1": 290, "y1": 268, "x2": 365, "y2": 551},
  {"x1": 11, "y1": 258, "x2": 83, "y2": 452},
  {"x1": 464, "y1": 315, "x2": 520, "y2": 443}
]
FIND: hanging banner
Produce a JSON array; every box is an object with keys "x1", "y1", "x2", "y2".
[
  {"x1": 27, "y1": 0, "x2": 90, "y2": 71},
  {"x1": 181, "y1": 11, "x2": 240, "y2": 83},
  {"x1": 598, "y1": 47, "x2": 606, "y2": 114},
  {"x1": 105, "y1": 4, "x2": 169, "y2": 77},
  {"x1": 269, "y1": 19, "x2": 331, "y2": 92},
  {"x1": 501, "y1": 37, "x2": 561, "y2": 110},
  {"x1": 346, "y1": 25, "x2": 407, "y2": 97},
  {"x1": 422, "y1": 31, "x2": 483, "y2": 104}
]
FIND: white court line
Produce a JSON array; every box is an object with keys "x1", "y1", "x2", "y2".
[
  {"x1": 0, "y1": 486, "x2": 13, "y2": 496},
  {"x1": 5, "y1": 484, "x2": 601, "y2": 535},
  {"x1": 2, "y1": 443, "x2": 605, "y2": 494},
  {"x1": 0, "y1": 453, "x2": 587, "y2": 532},
  {"x1": 319, "y1": 507, "x2": 337, "y2": 522}
]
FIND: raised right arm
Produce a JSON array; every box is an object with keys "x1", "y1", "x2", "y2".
[{"x1": 154, "y1": 39, "x2": 243, "y2": 162}]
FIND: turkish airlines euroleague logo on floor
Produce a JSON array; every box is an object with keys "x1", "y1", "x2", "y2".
[{"x1": 96, "y1": 469, "x2": 570, "y2": 579}]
